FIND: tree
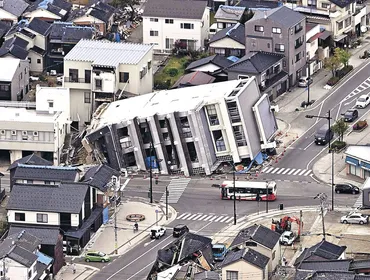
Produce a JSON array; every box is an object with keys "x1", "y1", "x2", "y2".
[
  {"x1": 111, "y1": 0, "x2": 140, "y2": 20},
  {"x1": 325, "y1": 55, "x2": 341, "y2": 77},
  {"x1": 335, "y1": 47, "x2": 351, "y2": 67},
  {"x1": 332, "y1": 118, "x2": 348, "y2": 142}
]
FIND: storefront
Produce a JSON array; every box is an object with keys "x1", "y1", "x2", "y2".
[{"x1": 345, "y1": 145, "x2": 370, "y2": 180}]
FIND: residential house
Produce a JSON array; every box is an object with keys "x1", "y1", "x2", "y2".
[
  {"x1": 0, "y1": 0, "x2": 29, "y2": 25},
  {"x1": 0, "y1": 231, "x2": 53, "y2": 279},
  {"x1": 81, "y1": 164, "x2": 121, "y2": 223},
  {"x1": 172, "y1": 71, "x2": 215, "y2": 89},
  {"x1": 209, "y1": 23, "x2": 245, "y2": 58},
  {"x1": 48, "y1": 22, "x2": 94, "y2": 73},
  {"x1": 185, "y1": 54, "x2": 233, "y2": 81},
  {"x1": 68, "y1": 1, "x2": 115, "y2": 36},
  {"x1": 214, "y1": 5, "x2": 246, "y2": 31},
  {"x1": 23, "y1": 0, "x2": 72, "y2": 22},
  {"x1": 0, "y1": 20, "x2": 11, "y2": 43},
  {"x1": 0, "y1": 57, "x2": 29, "y2": 101},
  {"x1": 2, "y1": 17, "x2": 51, "y2": 73},
  {"x1": 245, "y1": 6, "x2": 307, "y2": 87},
  {"x1": 237, "y1": 0, "x2": 281, "y2": 11},
  {"x1": 220, "y1": 248, "x2": 269, "y2": 280},
  {"x1": 0, "y1": 36, "x2": 29, "y2": 60},
  {"x1": 63, "y1": 39, "x2": 154, "y2": 131},
  {"x1": 227, "y1": 51, "x2": 288, "y2": 100},
  {"x1": 293, "y1": 0, "x2": 366, "y2": 45},
  {"x1": 83, "y1": 79, "x2": 278, "y2": 176},
  {"x1": 142, "y1": 0, "x2": 210, "y2": 52},
  {"x1": 294, "y1": 239, "x2": 347, "y2": 266},
  {"x1": 344, "y1": 145, "x2": 370, "y2": 180},
  {"x1": 229, "y1": 224, "x2": 281, "y2": 273},
  {"x1": 298, "y1": 259, "x2": 352, "y2": 271},
  {"x1": 6, "y1": 182, "x2": 104, "y2": 255},
  {"x1": 306, "y1": 23, "x2": 325, "y2": 75}
]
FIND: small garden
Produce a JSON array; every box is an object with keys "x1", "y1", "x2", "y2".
[
  {"x1": 325, "y1": 48, "x2": 353, "y2": 87},
  {"x1": 331, "y1": 119, "x2": 348, "y2": 152},
  {"x1": 353, "y1": 119, "x2": 368, "y2": 131}
]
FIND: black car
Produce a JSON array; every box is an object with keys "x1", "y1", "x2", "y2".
[
  {"x1": 343, "y1": 109, "x2": 359, "y2": 122},
  {"x1": 173, "y1": 224, "x2": 189, "y2": 237},
  {"x1": 335, "y1": 183, "x2": 360, "y2": 194}
]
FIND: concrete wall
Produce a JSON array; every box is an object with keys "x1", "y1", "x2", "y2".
[
  {"x1": 8, "y1": 210, "x2": 61, "y2": 226},
  {"x1": 222, "y1": 260, "x2": 265, "y2": 280},
  {"x1": 10, "y1": 59, "x2": 29, "y2": 101},
  {"x1": 0, "y1": 258, "x2": 37, "y2": 280},
  {"x1": 28, "y1": 51, "x2": 44, "y2": 73},
  {"x1": 0, "y1": 9, "x2": 17, "y2": 23}
]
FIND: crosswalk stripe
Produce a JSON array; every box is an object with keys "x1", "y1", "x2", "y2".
[
  {"x1": 213, "y1": 216, "x2": 224, "y2": 222},
  {"x1": 276, "y1": 168, "x2": 285, "y2": 174},
  {"x1": 225, "y1": 217, "x2": 234, "y2": 223},
  {"x1": 203, "y1": 216, "x2": 213, "y2": 221},
  {"x1": 271, "y1": 168, "x2": 280, "y2": 174},
  {"x1": 193, "y1": 214, "x2": 203, "y2": 220},
  {"x1": 298, "y1": 169, "x2": 307, "y2": 176},
  {"x1": 177, "y1": 213, "x2": 189, "y2": 219},
  {"x1": 185, "y1": 214, "x2": 198, "y2": 220},
  {"x1": 288, "y1": 169, "x2": 296, "y2": 175},
  {"x1": 180, "y1": 213, "x2": 192, "y2": 220},
  {"x1": 293, "y1": 169, "x2": 301, "y2": 175},
  {"x1": 208, "y1": 216, "x2": 218, "y2": 222},
  {"x1": 367, "y1": 77, "x2": 370, "y2": 82},
  {"x1": 303, "y1": 170, "x2": 312, "y2": 176},
  {"x1": 197, "y1": 215, "x2": 208, "y2": 221},
  {"x1": 219, "y1": 216, "x2": 230, "y2": 223},
  {"x1": 363, "y1": 82, "x2": 370, "y2": 87},
  {"x1": 282, "y1": 168, "x2": 291, "y2": 175},
  {"x1": 358, "y1": 85, "x2": 365, "y2": 90},
  {"x1": 262, "y1": 166, "x2": 269, "y2": 172},
  {"x1": 264, "y1": 167, "x2": 274, "y2": 173}
]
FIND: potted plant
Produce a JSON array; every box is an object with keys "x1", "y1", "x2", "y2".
[{"x1": 353, "y1": 120, "x2": 368, "y2": 131}]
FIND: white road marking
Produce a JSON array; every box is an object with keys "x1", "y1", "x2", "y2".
[
  {"x1": 298, "y1": 169, "x2": 307, "y2": 176},
  {"x1": 176, "y1": 213, "x2": 188, "y2": 219},
  {"x1": 282, "y1": 168, "x2": 291, "y2": 175},
  {"x1": 208, "y1": 216, "x2": 218, "y2": 222},
  {"x1": 303, "y1": 141, "x2": 315, "y2": 150},
  {"x1": 293, "y1": 169, "x2": 301, "y2": 175},
  {"x1": 264, "y1": 167, "x2": 274, "y2": 173},
  {"x1": 225, "y1": 217, "x2": 234, "y2": 223},
  {"x1": 288, "y1": 169, "x2": 296, "y2": 175},
  {"x1": 185, "y1": 214, "x2": 197, "y2": 220},
  {"x1": 303, "y1": 170, "x2": 312, "y2": 176},
  {"x1": 192, "y1": 214, "x2": 203, "y2": 220},
  {"x1": 219, "y1": 216, "x2": 230, "y2": 223},
  {"x1": 276, "y1": 168, "x2": 285, "y2": 174},
  {"x1": 214, "y1": 216, "x2": 225, "y2": 222},
  {"x1": 180, "y1": 213, "x2": 192, "y2": 220},
  {"x1": 271, "y1": 168, "x2": 280, "y2": 174}
]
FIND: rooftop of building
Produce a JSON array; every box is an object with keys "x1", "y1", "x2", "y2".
[
  {"x1": 215, "y1": 5, "x2": 246, "y2": 20},
  {"x1": 0, "y1": 57, "x2": 21, "y2": 82},
  {"x1": 249, "y1": 6, "x2": 306, "y2": 27},
  {"x1": 0, "y1": 107, "x2": 59, "y2": 123}
]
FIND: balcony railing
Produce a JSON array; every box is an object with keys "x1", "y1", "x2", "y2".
[
  {"x1": 64, "y1": 77, "x2": 91, "y2": 83},
  {"x1": 295, "y1": 26, "x2": 303, "y2": 33},
  {"x1": 295, "y1": 41, "x2": 303, "y2": 49}
]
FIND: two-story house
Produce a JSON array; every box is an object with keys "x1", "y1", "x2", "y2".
[
  {"x1": 142, "y1": 0, "x2": 210, "y2": 52},
  {"x1": 306, "y1": 23, "x2": 326, "y2": 75},
  {"x1": 0, "y1": 231, "x2": 53, "y2": 280},
  {"x1": 227, "y1": 51, "x2": 288, "y2": 100},
  {"x1": 209, "y1": 23, "x2": 245, "y2": 58},
  {"x1": 0, "y1": 0, "x2": 29, "y2": 25},
  {"x1": 229, "y1": 224, "x2": 281, "y2": 274},
  {"x1": 245, "y1": 6, "x2": 306, "y2": 87},
  {"x1": 48, "y1": 22, "x2": 94, "y2": 74},
  {"x1": 214, "y1": 5, "x2": 246, "y2": 31},
  {"x1": 63, "y1": 39, "x2": 154, "y2": 131},
  {"x1": 0, "y1": 57, "x2": 29, "y2": 101},
  {"x1": 22, "y1": 0, "x2": 72, "y2": 23}
]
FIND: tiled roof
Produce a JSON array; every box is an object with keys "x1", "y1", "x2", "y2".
[
  {"x1": 299, "y1": 260, "x2": 352, "y2": 271},
  {"x1": 0, "y1": 37, "x2": 29, "y2": 60},
  {"x1": 9, "y1": 225, "x2": 60, "y2": 245},
  {"x1": 50, "y1": 22, "x2": 73, "y2": 41},
  {"x1": 8, "y1": 154, "x2": 52, "y2": 171},
  {"x1": 250, "y1": 6, "x2": 305, "y2": 27},
  {"x1": 230, "y1": 224, "x2": 280, "y2": 249},
  {"x1": 172, "y1": 71, "x2": 215, "y2": 88},
  {"x1": 221, "y1": 248, "x2": 269, "y2": 269},
  {"x1": 350, "y1": 259, "x2": 370, "y2": 270},
  {"x1": 329, "y1": 0, "x2": 355, "y2": 8},
  {"x1": 13, "y1": 164, "x2": 79, "y2": 181},
  {"x1": 27, "y1": 18, "x2": 51, "y2": 36},
  {"x1": 5, "y1": 231, "x2": 41, "y2": 252},
  {"x1": 142, "y1": 0, "x2": 208, "y2": 20},
  {"x1": 1, "y1": 0, "x2": 29, "y2": 17},
  {"x1": 215, "y1": 5, "x2": 246, "y2": 21},
  {"x1": 237, "y1": 0, "x2": 280, "y2": 9},
  {"x1": 178, "y1": 233, "x2": 212, "y2": 261},
  {"x1": 88, "y1": 2, "x2": 115, "y2": 23},
  {"x1": 30, "y1": 46, "x2": 46, "y2": 55},
  {"x1": 209, "y1": 23, "x2": 245, "y2": 45},
  {"x1": 8, "y1": 246, "x2": 38, "y2": 267},
  {"x1": 7, "y1": 183, "x2": 88, "y2": 213},
  {"x1": 186, "y1": 54, "x2": 233, "y2": 71},
  {"x1": 0, "y1": 21, "x2": 11, "y2": 38},
  {"x1": 64, "y1": 39, "x2": 153, "y2": 67},
  {"x1": 62, "y1": 26, "x2": 94, "y2": 43},
  {"x1": 82, "y1": 164, "x2": 120, "y2": 192}
]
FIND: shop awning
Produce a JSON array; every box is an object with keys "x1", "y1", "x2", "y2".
[
  {"x1": 334, "y1": 33, "x2": 347, "y2": 42},
  {"x1": 361, "y1": 161, "x2": 370, "y2": 171},
  {"x1": 346, "y1": 156, "x2": 359, "y2": 166},
  {"x1": 319, "y1": 30, "x2": 332, "y2": 40},
  {"x1": 308, "y1": 32, "x2": 322, "y2": 43}
]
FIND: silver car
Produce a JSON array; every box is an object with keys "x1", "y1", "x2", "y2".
[
  {"x1": 340, "y1": 213, "x2": 369, "y2": 224},
  {"x1": 298, "y1": 76, "x2": 313, "y2": 87}
]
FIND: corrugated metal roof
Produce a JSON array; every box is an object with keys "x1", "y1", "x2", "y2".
[{"x1": 64, "y1": 39, "x2": 153, "y2": 67}]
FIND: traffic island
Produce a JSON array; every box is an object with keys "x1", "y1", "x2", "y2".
[{"x1": 126, "y1": 214, "x2": 146, "y2": 222}]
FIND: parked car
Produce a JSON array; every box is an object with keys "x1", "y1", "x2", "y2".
[
  {"x1": 173, "y1": 224, "x2": 189, "y2": 237},
  {"x1": 212, "y1": 243, "x2": 227, "y2": 261},
  {"x1": 279, "y1": 231, "x2": 297, "y2": 245},
  {"x1": 56, "y1": 76, "x2": 63, "y2": 85},
  {"x1": 85, "y1": 251, "x2": 111, "y2": 262},
  {"x1": 335, "y1": 183, "x2": 360, "y2": 194},
  {"x1": 340, "y1": 213, "x2": 369, "y2": 224},
  {"x1": 342, "y1": 109, "x2": 358, "y2": 122},
  {"x1": 298, "y1": 76, "x2": 313, "y2": 87},
  {"x1": 314, "y1": 124, "x2": 334, "y2": 145},
  {"x1": 356, "y1": 94, "x2": 370, "y2": 108},
  {"x1": 150, "y1": 226, "x2": 166, "y2": 239},
  {"x1": 29, "y1": 76, "x2": 39, "y2": 81}
]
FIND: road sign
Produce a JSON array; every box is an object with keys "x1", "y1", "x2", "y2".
[{"x1": 155, "y1": 209, "x2": 159, "y2": 213}]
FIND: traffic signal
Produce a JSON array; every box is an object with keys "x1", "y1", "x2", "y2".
[{"x1": 155, "y1": 179, "x2": 158, "y2": 185}]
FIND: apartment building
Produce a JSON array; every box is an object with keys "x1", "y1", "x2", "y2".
[
  {"x1": 83, "y1": 78, "x2": 278, "y2": 176},
  {"x1": 142, "y1": 0, "x2": 210, "y2": 52},
  {"x1": 245, "y1": 6, "x2": 306, "y2": 86},
  {"x1": 63, "y1": 39, "x2": 153, "y2": 131}
]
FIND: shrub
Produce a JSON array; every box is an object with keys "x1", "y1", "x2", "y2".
[
  {"x1": 336, "y1": 65, "x2": 353, "y2": 78},
  {"x1": 353, "y1": 120, "x2": 368, "y2": 130},
  {"x1": 154, "y1": 81, "x2": 170, "y2": 90},
  {"x1": 327, "y1": 76, "x2": 340, "y2": 86},
  {"x1": 331, "y1": 140, "x2": 346, "y2": 151},
  {"x1": 39, "y1": 75, "x2": 47, "y2": 82},
  {"x1": 166, "y1": 68, "x2": 179, "y2": 77}
]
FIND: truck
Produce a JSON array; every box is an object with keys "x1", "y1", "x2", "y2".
[{"x1": 212, "y1": 243, "x2": 227, "y2": 261}]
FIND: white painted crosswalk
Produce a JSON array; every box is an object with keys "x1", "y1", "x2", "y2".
[
  {"x1": 344, "y1": 77, "x2": 370, "y2": 103},
  {"x1": 261, "y1": 167, "x2": 312, "y2": 177},
  {"x1": 160, "y1": 178, "x2": 191, "y2": 204},
  {"x1": 176, "y1": 212, "x2": 234, "y2": 223}
]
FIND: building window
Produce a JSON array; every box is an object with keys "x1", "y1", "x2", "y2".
[
  {"x1": 165, "y1": 38, "x2": 174, "y2": 49},
  {"x1": 213, "y1": 130, "x2": 226, "y2": 151},
  {"x1": 206, "y1": 105, "x2": 219, "y2": 125},
  {"x1": 180, "y1": 23, "x2": 194, "y2": 29},
  {"x1": 15, "y1": 212, "x2": 25, "y2": 221},
  {"x1": 28, "y1": 270, "x2": 32, "y2": 279},
  {"x1": 295, "y1": 23, "x2": 303, "y2": 33},
  {"x1": 95, "y1": 79, "x2": 102, "y2": 89},
  {"x1": 275, "y1": 44, "x2": 285, "y2": 52},
  {"x1": 69, "y1": 69, "x2": 78, "y2": 82},
  {"x1": 337, "y1": 20, "x2": 344, "y2": 30},
  {"x1": 33, "y1": 131, "x2": 38, "y2": 137},
  {"x1": 119, "y1": 72, "x2": 129, "y2": 83},
  {"x1": 321, "y1": 2, "x2": 330, "y2": 8},
  {"x1": 28, "y1": 57, "x2": 31, "y2": 63},
  {"x1": 150, "y1": 18, "x2": 158, "y2": 22},
  {"x1": 150, "y1": 30, "x2": 158, "y2": 36},
  {"x1": 49, "y1": 101, "x2": 53, "y2": 108},
  {"x1": 11, "y1": 130, "x2": 16, "y2": 136},
  {"x1": 274, "y1": 64, "x2": 280, "y2": 73},
  {"x1": 267, "y1": 43, "x2": 270, "y2": 48},
  {"x1": 165, "y1": 19, "x2": 174, "y2": 24},
  {"x1": 283, "y1": 60, "x2": 286, "y2": 67},
  {"x1": 84, "y1": 92, "x2": 91, "y2": 103},
  {"x1": 233, "y1": 125, "x2": 247, "y2": 146},
  {"x1": 226, "y1": 270, "x2": 238, "y2": 280},
  {"x1": 272, "y1": 27, "x2": 281, "y2": 34},
  {"x1": 308, "y1": 0, "x2": 316, "y2": 6},
  {"x1": 0, "y1": 85, "x2": 10, "y2": 91},
  {"x1": 272, "y1": 250, "x2": 276, "y2": 260},
  {"x1": 37, "y1": 59, "x2": 41, "y2": 64},
  {"x1": 255, "y1": 25, "x2": 264, "y2": 32},
  {"x1": 0, "y1": 130, "x2": 4, "y2": 135},
  {"x1": 25, "y1": 67, "x2": 27, "y2": 74},
  {"x1": 238, "y1": 75, "x2": 249, "y2": 79},
  {"x1": 295, "y1": 52, "x2": 301, "y2": 62},
  {"x1": 85, "y1": 70, "x2": 91, "y2": 83},
  {"x1": 148, "y1": 60, "x2": 152, "y2": 70},
  {"x1": 345, "y1": 17, "x2": 351, "y2": 27},
  {"x1": 37, "y1": 213, "x2": 48, "y2": 223}
]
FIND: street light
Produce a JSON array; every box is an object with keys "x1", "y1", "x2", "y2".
[
  {"x1": 225, "y1": 162, "x2": 237, "y2": 225},
  {"x1": 305, "y1": 110, "x2": 334, "y2": 210},
  {"x1": 307, "y1": 61, "x2": 311, "y2": 105}
]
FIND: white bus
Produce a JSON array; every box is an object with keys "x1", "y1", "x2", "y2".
[{"x1": 220, "y1": 181, "x2": 277, "y2": 201}]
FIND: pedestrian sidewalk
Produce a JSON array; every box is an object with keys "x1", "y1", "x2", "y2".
[
  {"x1": 312, "y1": 111, "x2": 370, "y2": 187},
  {"x1": 55, "y1": 263, "x2": 99, "y2": 280}
]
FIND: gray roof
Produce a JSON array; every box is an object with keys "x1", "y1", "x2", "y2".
[
  {"x1": 0, "y1": 37, "x2": 29, "y2": 60},
  {"x1": 26, "y1": 18, "x2": 51, "y2": 36},
  {"x1": 9, "y1": 225, "x2": 60, "y2": 246},
  {"x1": 250, "y1": 6, "x2": 305, "y2": 27},
  {"x1": 1, "y1": 0, "x2": 29, "y2": 17},
  {"x1": 4, "y1": 231, "x2": 41, "y2": 252},
  {"x1": 88, "y1": 1, "x2": 115, "y2": 23},
  {"x1": 172, "y1": 71, "x2": 215, "y2": 88},
  {"x1": 186, "y1": 54, "x2": 233, "y2": 71},
  {"x1": 64, "y1": 39, "x2": 153, "y2": 67},
  {"x1": 0, "y1": 21, "x2": 11, "y2": 38},
  {"x1": 221, "y1": 248, "x2": 269, "y2": 269},
  {"x1": 142, "y1": 0, "x2": 208, "y2": 20},
  {"x1": 230, "y1": 224, "x2": 280, "y2": 249},
  {"x1": 7, "y1": 183, "x2": 88, "y2": 214},
  {"x1": 299, "y1": 260, "x2": 352, "y2": 271},
  {"x1": 209, "y1": 23, "x2": 245, "y2": 45},
  {"x1": 237, "y1": 0, "x2": 281, "y2": 10},
  {"x1": 62, "y1": 26, "x2": 94, "y2": 43},
  {"x1": 8, "y1": 246, "x2": 38, "y2": 267},
  {"x1": 214, "y1": 5, "x2": 246, "y2": 21},
  {"x1": 82, "y1": 164, "x2": 120, "y2": 192},
  {"x1": 355, "y1": 276, "x2": 370, "y2": 280},
  {"x1": 8, "y1": 153, "x2": 52, "y2": 170},
  {"x1": 330, "y1": 0, "x2": 355, "y2": 8},
  {"x1": 13, "y1": 164, "x2": 79, "y2": 182}
]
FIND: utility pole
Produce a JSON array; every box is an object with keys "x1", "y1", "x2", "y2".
[
  {"x1": 166, "y1": 184, "x2": 169, "y2": 220},
  {"x1": 114, "y1": 187, "x2": 118, "y2": 254},
  {"x1": 307, "y1": 62, "x2": 311, "y2": 105},
  {"x1": 149, "y1": 141, "x2": 153, "y2": 203},
  {"x1": 2, "y1": 254, "x2": 7, "y2": 280},
  {"x1": 314, "y1": 193, "x2": 327, "y2": 240},
  {"x1": 232, "y1": 162, "x2": 236, "y2": 225},
  {"x1": 266, "y1": 182, "x2": 269, "y2": 213}
]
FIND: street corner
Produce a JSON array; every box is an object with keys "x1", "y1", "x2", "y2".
[
  {"x1": 55, "y1": 262, "x2": 100, "y2": 280},
  {"x1": 157, "y1": 202, "x2": 178, "y2": 226}
]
